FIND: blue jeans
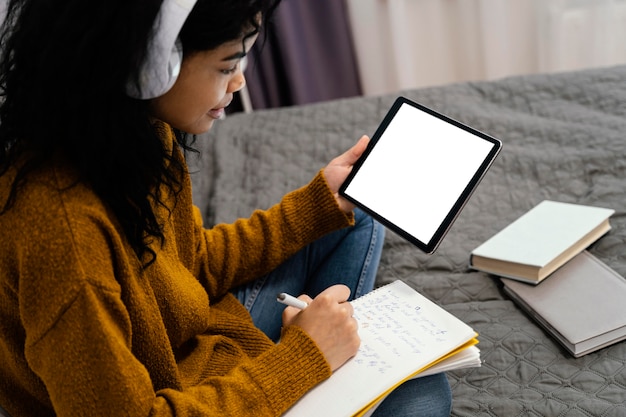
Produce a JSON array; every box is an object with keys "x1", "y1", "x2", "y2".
[{"x1": 233, "y1": 208, "x2": 452, "y2": 417}]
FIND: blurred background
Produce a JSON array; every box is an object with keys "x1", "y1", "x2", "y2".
[{"x1": 233, "y1": 0, "x2": 626, "y2": 113}]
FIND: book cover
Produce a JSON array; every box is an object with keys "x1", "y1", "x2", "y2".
[
  {"x1": 469, "y1": 200, "x2": 614, "y2": 283},
  {"x1": 501, "y1": 251, "x2": 626, "y2": 357},
  {"x1": 282, "y1": 280, "x2": 479, "y2": 417}
]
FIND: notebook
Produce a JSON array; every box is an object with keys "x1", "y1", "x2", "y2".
[{"x1": 283, "y1": 280, "x2": 480, "y2": 417}]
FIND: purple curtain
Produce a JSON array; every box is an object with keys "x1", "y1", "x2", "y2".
[{"x1": 244, "y1": 0, "x2": 362, "y2": 109}]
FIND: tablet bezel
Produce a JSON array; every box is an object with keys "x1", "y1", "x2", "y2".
[{"x1": 339, "y1": 96, "x2": 502, "y2": 254}]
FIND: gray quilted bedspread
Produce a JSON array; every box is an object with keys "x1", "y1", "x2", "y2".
[{"x1": 190, "y1": 66, "x2": 626, "y2": 416}]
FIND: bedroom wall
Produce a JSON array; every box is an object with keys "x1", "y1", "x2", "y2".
[{"x1": 346, "y1": 0, "x2": 626, "y2": 96}]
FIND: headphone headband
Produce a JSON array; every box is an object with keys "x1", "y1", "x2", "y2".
[{"x1": 127, "y1": 0, "x2": 197, "y2": 99}]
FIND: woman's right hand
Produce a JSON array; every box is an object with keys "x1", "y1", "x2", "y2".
[{"x1": 282, "y1": 285, "x2": 360, "y2": 372}]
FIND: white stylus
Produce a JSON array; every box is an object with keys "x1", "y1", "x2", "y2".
[{"x1": 276, "y1": 292, "x2": 309, "y2": 310}]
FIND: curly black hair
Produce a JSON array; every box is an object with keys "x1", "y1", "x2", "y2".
[{"x1": 0, "y1": 0, "x2": 281, "y2": 265}]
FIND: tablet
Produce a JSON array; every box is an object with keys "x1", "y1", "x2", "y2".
[{"x1": 339, "y1": 96, "x2": 502, "y2": 253}]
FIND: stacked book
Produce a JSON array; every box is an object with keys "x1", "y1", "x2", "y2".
[{"x1": 469, "y1": 200, "x2": 625, "y2": 357}]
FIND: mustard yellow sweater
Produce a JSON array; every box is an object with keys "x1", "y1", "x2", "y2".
[{"x1": 0, "y1": 123, "x2": 354, "y2": 416}]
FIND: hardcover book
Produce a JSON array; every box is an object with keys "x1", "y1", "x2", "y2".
[
  {"x1": 501, "y1": 251, "x2": 626, "y2": 357},
  {"x1": 469, "y1": 200, "x2": 614, "y2": 284}
]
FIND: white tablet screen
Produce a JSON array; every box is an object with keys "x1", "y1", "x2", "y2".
[{"x1": 340, "y1": 97, "x2": 501, "y2": 253}]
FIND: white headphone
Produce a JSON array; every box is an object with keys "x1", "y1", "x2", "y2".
[
  {"x1": 126, "y1": 0, "x2": 197, "y2": 99},
  {"x1": 0, "y1": 0, "x2": 194, "y2": 99}
]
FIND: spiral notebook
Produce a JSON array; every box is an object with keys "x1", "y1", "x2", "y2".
[{"x1": 283, "y1": 280, "x2": 480, "y2": 417}]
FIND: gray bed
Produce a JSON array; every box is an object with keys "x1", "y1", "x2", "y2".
[{"x1": 189, "y1": 65, "x2": 626, "y2": 416}]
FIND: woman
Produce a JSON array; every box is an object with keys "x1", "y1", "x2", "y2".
[{"x1": 0, "y1": 0, "x2": 452, "y2": 415}]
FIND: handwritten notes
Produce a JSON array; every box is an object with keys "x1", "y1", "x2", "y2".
[
  {"x1": 353, "y1": 286, "x2": 452, "y2": 376},
  {"x1": 283, "y1": 280, "x2": 478, "y2": 417}
]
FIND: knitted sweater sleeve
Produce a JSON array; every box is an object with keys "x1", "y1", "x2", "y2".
[
  {"x1": 26, "y1": 285, "x2": 331, "y2": 417},
  {"x1": 190, "y1": 169, "x2": 355, "y2": 298}
]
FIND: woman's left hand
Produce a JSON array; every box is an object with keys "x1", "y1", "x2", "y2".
[{"x1": 323, "y1": 135, "x2": 370, "y2": 213}]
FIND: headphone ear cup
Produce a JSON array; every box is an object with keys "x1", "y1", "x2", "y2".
[
  {"x1": 127, "y1": 39, "x2": 182, "y2": 100},
  {"x1": 152, "y1": 37, "x2": 182, "y2": 96},
  {"x1": 126, "y1": 0, "x2": 197, "y2": 99},
  {"x1": 168, "y1": 39, "x2": 183, "y2": 85}
]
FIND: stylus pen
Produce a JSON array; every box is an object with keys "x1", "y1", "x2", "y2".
[{"x1": 276, "y1": 292, "x2": 308, "y2": 310}]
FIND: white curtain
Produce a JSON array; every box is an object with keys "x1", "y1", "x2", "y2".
[{"x1": 346, "y1": 0, "x2": 626, "y2": 96}]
